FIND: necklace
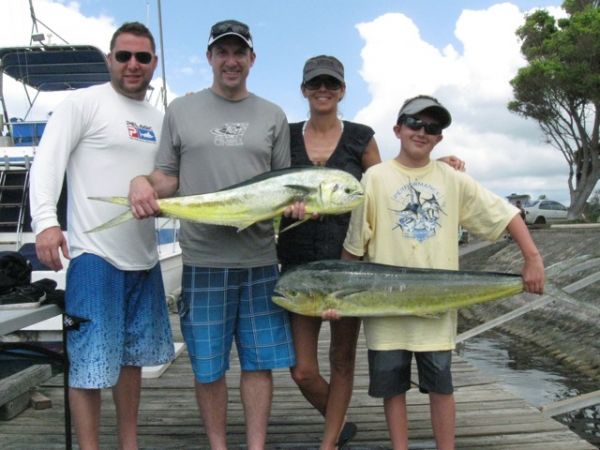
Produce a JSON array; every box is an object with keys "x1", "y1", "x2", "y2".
[
  {"x1": 302, "y1": 119, "x2": 344, "y2": 166},
  {"x1": 302, "y1": 119, "x2": 344, "y2": 136}
]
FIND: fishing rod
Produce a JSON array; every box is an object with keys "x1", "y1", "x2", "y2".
[{"x1": 157, "y1": 0, "x2": 168, "y2": 111}]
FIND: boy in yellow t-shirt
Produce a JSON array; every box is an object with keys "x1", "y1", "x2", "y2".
[{"x1": 339, "y1": 95, "x2": 545, "y2": 450}]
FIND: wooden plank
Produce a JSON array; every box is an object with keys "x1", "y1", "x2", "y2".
[
  {"x1": 0, "y1": 364, "x2": 51, "y2": 405},
  {"x1": 141, "y1": 341, "x2": 185, "y2": 379},
  {"x1": 457, "y1": 271, "x2": 600, "y2": 343},
  {"x1": 540, "y1": 389, "x2": 600, "y2": 417},
  {"x1": 456, "y1": 295, "x2": 555, "y2": 343},
  {"x1": 0, "y1": 390, "x2": 30, "y2": 420},
  {"x1": 29, "y1": 390, "x2": 52, "y2": 410},
  {"x1": 556, "y1": 257, "x2": 600, "y2": 277}
]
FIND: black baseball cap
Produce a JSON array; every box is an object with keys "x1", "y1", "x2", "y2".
[{"x1": 302, "y1": 55, "x2": 345, "y2": 84}]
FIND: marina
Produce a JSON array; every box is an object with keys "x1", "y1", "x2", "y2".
[{"x1": 1, "y1": 2, "x2": 599, "y2": 448}]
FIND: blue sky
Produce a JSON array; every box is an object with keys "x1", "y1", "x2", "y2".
[
  {"x1": 4, "y1": 0, "x2": 582, "y2": 206},
  {"x1": 76, "y1": 0, "x2": 562, "y2": 120}
]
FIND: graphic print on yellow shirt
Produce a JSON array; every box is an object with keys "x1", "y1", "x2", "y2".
[{"x1": 391, "y1": 180, "x2": 445, "y2": 243}]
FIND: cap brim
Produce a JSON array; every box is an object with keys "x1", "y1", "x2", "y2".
[
  {"x1": 303, "y1": 68, "x2": 344, "y2": 84},
  {"x1": 207, "y1": 32, "x2": 253, "y2": 49},
  {"x1": 399, "y1": 99, "x2": 452, "y2": 128}
]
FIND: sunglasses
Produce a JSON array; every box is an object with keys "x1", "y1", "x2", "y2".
[
  {"x1": 400, "y1": 115, "x2": 443, "y2": 136},
  {"x1": 210, "y1": 22, "x2": 252, "y2": 40},
  {"x1": 304, "y1": 77, "x2": 343, "y2": 91},
  {"x1": 114, "y1": 51, "x2": 153, "y2": 65}
]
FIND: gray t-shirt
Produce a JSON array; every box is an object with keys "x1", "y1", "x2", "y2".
[{"x1": 156, "y1": 88, "x2": 290, "y2": 267}]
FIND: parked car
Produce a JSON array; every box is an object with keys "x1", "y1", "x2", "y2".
[{"x1": 523, "y1": 199, "x2": 569, "y2": 224}]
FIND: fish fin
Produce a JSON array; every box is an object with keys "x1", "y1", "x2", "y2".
[
  {"x1": 279, "y1": 218, "x2": 310, "y2": 234},
  {"x1": 236, "y1": 221, "x2": 258, "y2": 232},
  {"x1": 411, "y1": 312, "x2": 442, "y2": 319},
  {"x1": 88, "y1": 196, "x2": 130, "y2": 206},
  {"x1": 85, "y1": 210, "x2": 135, "y2": 233}
]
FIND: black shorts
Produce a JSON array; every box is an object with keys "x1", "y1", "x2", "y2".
[{"x1": 368, "y1": 349, "x2": 454, "y2": 398}]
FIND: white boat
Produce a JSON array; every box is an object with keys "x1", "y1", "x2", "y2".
[{"x1": 0, "y1": 43, "x2": 182, "y2": 342}]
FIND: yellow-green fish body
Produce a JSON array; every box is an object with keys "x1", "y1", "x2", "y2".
[
  {"x1": 272, "y1": 260, "x2": 524, "y2": 317},
  {"x1": 87, "y1": 167, "x2": 364, "y2": 233}
]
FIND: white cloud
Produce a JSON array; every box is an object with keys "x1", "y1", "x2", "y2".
[{"x1": 354, "y1": 4, "x2": 571, "y2": 205}]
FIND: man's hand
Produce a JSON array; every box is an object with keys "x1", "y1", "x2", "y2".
[
  {"x1": 35, "y1": 226, "x2": 69, "y2": 271},
  {"x1": 129, "y1": 176, "x2": 160, "y2": 220}
]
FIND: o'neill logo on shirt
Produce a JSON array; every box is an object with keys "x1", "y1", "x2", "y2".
[
  {"x1": 210, "y1": 122, "x2": 249, "y2": 146},
  {"x1": 127, "y1": 121, "x2": 157, "y2": 143}
]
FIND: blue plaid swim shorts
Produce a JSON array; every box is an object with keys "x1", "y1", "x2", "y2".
[{"x1": 179, "y1": 264, "x2": 295, "y2": 383}]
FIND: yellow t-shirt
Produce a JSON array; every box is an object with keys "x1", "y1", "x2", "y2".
[{"x1": 343, "y1": 159, "x2": 519, "y2": 351}]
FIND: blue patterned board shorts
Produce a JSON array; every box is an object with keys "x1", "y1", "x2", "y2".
[
  {"x1": 66, "y1": 253, "x2": 175, "y2": 389},
  {"x1": 180, "y1": 264, "x2": 296, "y2": 383}
]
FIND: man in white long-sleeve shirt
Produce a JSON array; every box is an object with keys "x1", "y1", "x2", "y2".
[{"x1": 29, "y1": 22, "x2": 174, "y2": 450}]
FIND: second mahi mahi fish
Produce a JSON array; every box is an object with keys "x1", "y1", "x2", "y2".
[
  {"x1": 87, "y1": 167, "x2": 364, "y2": 233},
  {"x1": 272, "y1": 260, "x2": 524, "y2": 317}
]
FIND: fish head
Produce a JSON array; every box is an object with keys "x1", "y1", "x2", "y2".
[
  {"x1": 272, "y1": 286, "x2": 321, "y2": 317},
  {"x1": 315, "y1": 173, "x2": 364, "y2": 214},
  {"x1": 272, "y1": 268, "x2": 325, "y2": 316}
]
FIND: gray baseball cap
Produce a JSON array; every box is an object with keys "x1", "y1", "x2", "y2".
[
  {"x1": 302, "y1": 55, "x2": 344, "y2": 84},
  {"x1": 207, "y1": 20, "x2": 253, "y2": 49},
  {"x1": 397, "y1": 95, "x2": 452, "y2": 129}
]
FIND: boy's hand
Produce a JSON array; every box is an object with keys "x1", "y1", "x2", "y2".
[{"x1": 521, "y1": 254, "x2": 545, "y2": 294}]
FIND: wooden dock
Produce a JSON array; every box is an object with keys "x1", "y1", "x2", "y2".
[{"x1": 0, "y1": 316, "x2": 596, "y2": 450}]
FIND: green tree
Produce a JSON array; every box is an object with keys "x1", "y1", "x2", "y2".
[{"x1": 508, "y1": 0, "x2": 600, "y2": 218}]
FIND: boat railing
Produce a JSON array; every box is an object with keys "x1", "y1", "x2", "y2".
[{"x1": 155, "y1": 217, "x2": 179, "y2": 255}]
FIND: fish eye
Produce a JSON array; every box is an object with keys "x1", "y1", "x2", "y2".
[{"x1": 344, "y1": 188, "x2": 351, "y2": 194}]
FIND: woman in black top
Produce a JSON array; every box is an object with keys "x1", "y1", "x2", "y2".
[{"x1": 278, "y1": 55, "x2": 381, "y2": 448}]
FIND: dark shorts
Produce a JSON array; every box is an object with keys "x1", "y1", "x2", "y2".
[
  {"x1": 368, "y1": 349, "x2": 453, "y2": 398},
  {"x1": 179, "y1": 264, "x2": 296, "y2": 383}
]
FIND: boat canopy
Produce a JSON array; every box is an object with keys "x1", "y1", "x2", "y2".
[{"x1": 0, "y1": 45, "x2": 110, "y2": 91}]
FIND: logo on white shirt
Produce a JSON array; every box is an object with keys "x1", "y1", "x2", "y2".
[{"x1": 127, "y1": 121, "x2": 157, "y2": 142}]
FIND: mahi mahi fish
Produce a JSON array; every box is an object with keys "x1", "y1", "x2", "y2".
[
  {"x1": 272, "y1": 260, "x2": 524, "y2": 317},
  {"x1": 87, "y1": 167, "x2": 364, "y2": 233}
]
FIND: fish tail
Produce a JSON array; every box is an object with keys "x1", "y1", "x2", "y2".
[
  {"x1": 85, "y1": 211, "x2": 134, "y2": 233},
  {"x1": 279, "y1": 217, "x2": 310, "y2": 234},
  {"x1": 88, "y1": 196, "x2": 130, "y2": 207},
  {"x1": 85, "y1": 197, "x2": 134, "y2": 233}
]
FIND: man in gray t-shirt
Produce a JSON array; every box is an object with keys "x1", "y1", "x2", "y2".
[{"x1": 129, "y1": 20, "x2": 295, "y2": 449}]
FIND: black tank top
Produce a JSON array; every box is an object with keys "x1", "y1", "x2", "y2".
[{"x1": 277, "y1": 120, "x2": 375, "y2": 270}]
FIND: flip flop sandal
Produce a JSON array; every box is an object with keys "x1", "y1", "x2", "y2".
[{"x1": 336, "y1": 421, "x2": 357, "y2": 448}]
